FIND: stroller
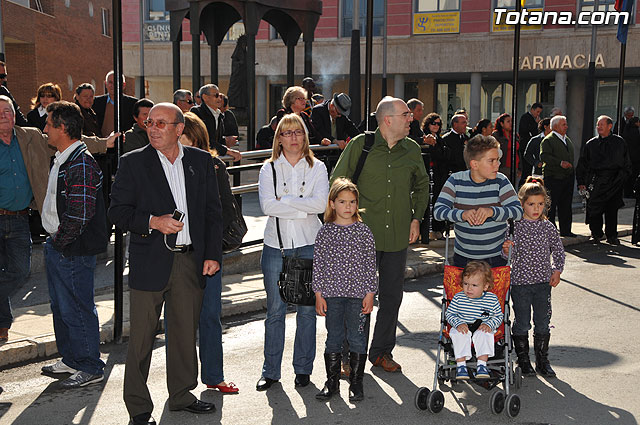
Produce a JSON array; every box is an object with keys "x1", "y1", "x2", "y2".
[{"x1": 414, "y1": 223, "x2": 522, "y2": 418}]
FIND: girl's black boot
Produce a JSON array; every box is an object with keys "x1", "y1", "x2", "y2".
[
  {"x1": 512, "y1": 334, "x2": 536, "y2": 376},
  {"x1": 534, "y1": 333, "x2": 556, "y2": 377},
  {"x1": 316, "y1": 353, "x2": 341, "y2": 400},
  {"x1": 348, "y1": 352, "x2": 367, "y2": 402}
]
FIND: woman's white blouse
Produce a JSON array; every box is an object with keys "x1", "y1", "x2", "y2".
[{"x1": 258, "y1": 155, "x2": 329, "y2": 249}]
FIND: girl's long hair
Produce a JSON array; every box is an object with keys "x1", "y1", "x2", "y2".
[{"x1": 324, "y1": 178, "x2": 362, "y2": 223}]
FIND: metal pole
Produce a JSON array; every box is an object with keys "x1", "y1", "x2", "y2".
[
  {"x1": 286, "y1": 43, "x2": 295, "y2": 87},
  {"x1": 246, "y1": 33, "x2": 256, "y2": 150},
  {"x1": 172, "y1": 31, "x2": 181, "y2": 92},
  {"x1": 510, "y1": 1, "x2": 521, "y2": 184},
  {"x1": 348, "y1": 0, "x2": 361, "y2": 125},
  {"x1": 381, "y1": 0, "x2": 387, "y2": 97},
  {"x1": 210, "y1": 43, "x2": 218, "y2": 85},
  {"x1": 364, "y1": 0, "x2": 373, "y2": 130},
  {"x1": 0, "y1": 2, "x2": 5, "y2": 62},
  {"x1": 112, "y1": 0, "x2": 124, "y2": 344},
  {"x1": 138, "y1": 0, "x2": 145, "y2": 98},
  {"x1": 581, "y1": 0, "x2": 598, "y2": 153},
  {"x1": 616, "y1": 42, "x2": 626, "y2": 136}
]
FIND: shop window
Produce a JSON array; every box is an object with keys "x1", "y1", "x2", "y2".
[
  {"x1": 436, "y1": 83, "x2": 470, "y2": 126},
  {"x1": 147, "y1": 0, "x2": 169, "y2": 21},
  {"x1": 102, "y1": 8, "x2": 111, "y2": 37},
  {"x1": 405, "y1": 82, "x2": 419, "y2": 101},
  {"x1": 416, "y1": 0, "x2": 459, "y2": 12},
  {"x1": 224, "y1": 22, "x2": 245, "y2": 42},
  {"x1": 494, "y1": 0, "x2": 544, "y2": 8},
  {"x1": 342, "y1": 0, "x2": 385, "y2": 37}
]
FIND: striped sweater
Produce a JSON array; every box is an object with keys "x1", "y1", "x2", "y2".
[
  {"x1": 433, "y1": 171, "x2": 523, "y2": 259},
  {"x1": 445, "y1": 291, "x2": 503, "y2": 331}
]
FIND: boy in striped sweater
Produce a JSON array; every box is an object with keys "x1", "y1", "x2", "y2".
[
  {"x1": 445, "y1": 261, "x2": 502, "y2": 380},
  {"x1": 433, "y1": 135, "x2": 523, "y2": 267}
]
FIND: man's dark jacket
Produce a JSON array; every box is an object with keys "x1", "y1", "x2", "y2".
[
  {"x1": 92, "y1": 93, "x2": 138, "y2": 135},
  {"x1": 441, "y1": 130, "x2": 468, "y2": 173},
  {"x1": 108, "y1": 144, "x2": 222, "y2": 291},
  {"x1": 1, "y1": 85, "x2": 28, "y2": 127},
  {"x1": 190, "y1": 104, "x2": 228, "y2": 155},
  {"x1": 311, "y1": 101, "x2": 360, "y2": 143}
]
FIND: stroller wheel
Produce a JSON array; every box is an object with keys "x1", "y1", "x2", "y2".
[
  {"x1": 414, "y1": 387, "x2": 430, "y2": 411},
  {"x1": 514, "y1": 366, "x2": 523, "y2": 389},
  {"x1": 490, "y1": 390, "x2": 505, "y2": 415},
  {"x1": 505, "y1": 393, "x2": 521, "y2": 418},
  {"x1": 427, "y1": 389, "x2": 445, "y2": 413}
]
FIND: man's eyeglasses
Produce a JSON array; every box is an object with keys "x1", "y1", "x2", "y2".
[
  {"x1": 280, "y1": 129, "x2": 304, "y2": 138},
  {"x1": 143, "y1": 120, "x2": 179, "y2": 129},
  {"x1": 180, "y1": 99, "x2": 194, "y2": 105},
  {"x1": 389, "y1": 112, "x2": 414, "y2": 118},
  {"x1": 207, "y1": 93, "x2": 220, "y2": 98}
]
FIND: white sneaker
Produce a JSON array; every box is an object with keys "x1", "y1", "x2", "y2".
[{"x1": 42, "y1": 360, "x2": 77, "y2": 374}]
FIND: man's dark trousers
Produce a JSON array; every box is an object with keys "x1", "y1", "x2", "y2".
[
  {"x1": 546, "y1": 175, "x2": 574, "y2": 235},
  {"x1": 589, "y1": 190, "x2": 622, "y2": 239},
  {"x1": 44, "y1": 239, "x2": 104, "y2": 374},
  {"x1": 368, "y1": 249, "x2": 408, "y2": 362},
  {"x1": 0, "y1": 214, "x2": 31, "y2": 329},
  {"x1": 124, "y1": 251, "x2": 204, "y2": 417}
]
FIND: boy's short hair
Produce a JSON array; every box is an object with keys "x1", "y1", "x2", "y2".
[
  {"x1": 463, "y1": 134, "x2": 500, "y2": 168},
  {"x1": 461, "y1": 260, "x2": 494, "y2": 291}
]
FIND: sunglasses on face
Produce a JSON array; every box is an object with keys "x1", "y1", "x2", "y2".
[
  {"x1": 181, "y1": 99, "x2": 194, "y2": 105},
  {"x1": 431, "y1": 121, "x2": 442, "y2": 126},
  {"x1": 143, "y1": 120, "x2": 178, "y2": 129}
]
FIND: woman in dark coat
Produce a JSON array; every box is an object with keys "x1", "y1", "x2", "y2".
[
  {"x1": 179, "y1": 112, "x2": 240, "y2": 394},
  {"x1": 26, "y1": 83, "x2": 62, "y2": 131},
  {"x1": 421, "y1": 112, "x2": 448, "y2": 240},
  {"x1": 492, "y1": 113, "x2": 520, "y2": 179}
]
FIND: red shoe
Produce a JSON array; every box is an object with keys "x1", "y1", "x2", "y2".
[{"x1": 207, "y1": 382, "x2": 239, "y2": 394}]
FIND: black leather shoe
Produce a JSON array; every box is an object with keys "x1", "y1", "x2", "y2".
[
  {"x1": 560, "y1": 232, "x2": 578, "y2": 237},
  {"x1": 181, "y1": 399, "x2": 216, "y2": 414},
  {"x1": 294, "y1": 374, "x2": 310, "y2": 387},
  {"x1": 606, "y1": 237, "x2": 620, "y2": 245},
  {"x1": 256, "y1": 376, "x2": 278, "y2": 391},
  {"x1": 129, "y1": 413, "x2": 156, "y2": 425}
]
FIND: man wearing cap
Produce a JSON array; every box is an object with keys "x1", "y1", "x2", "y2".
[{"x1": 312, "y1": 93, "x2": 361, "y2": 151}]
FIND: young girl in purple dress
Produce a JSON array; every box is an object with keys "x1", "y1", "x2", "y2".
[
  {"x1": 503, "y1": 176, "x2": 565, "y2": 379},
  {"x1": 312, "y1": 178, "x2": 377, "y2": 402}
]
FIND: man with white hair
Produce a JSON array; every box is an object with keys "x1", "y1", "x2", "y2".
[
  {"x1": 331, "y1": 96, "x2": 429, "y2": 374},
  {"x1": 92, "y1": 71, "x2": 139, "y2": 138},
  {"x1": 614, "y1": 105, "x2": 635, "y2": 135},
  {"x1": 173, "y1": 89, "x2": 194, "y2": 113},
  {"x1": 540, "y1": 115, "x2": 576, "y2": 236}
]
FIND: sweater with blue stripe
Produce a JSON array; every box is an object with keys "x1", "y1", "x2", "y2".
[
  {"x1": 445, "y1": 291, "x2": 503, "y2": 331},
  {"x1": 433, "y1": 171, "x2": 523, "y2": 259}
]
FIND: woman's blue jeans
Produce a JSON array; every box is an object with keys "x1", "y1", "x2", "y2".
[
  {"x1": 199, "y1": 267, "x2": 224, "y2": 385},
  {"x1": 260, "y1": 244, "x2": 316, "y2": 380}
]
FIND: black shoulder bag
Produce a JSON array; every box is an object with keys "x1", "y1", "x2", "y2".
[
  {"x1": 269, "y1": 161, "x2": 315, "y2": 306},
  {"x1": 351, "y1": 131, "x2": 376, "y2": 185}
]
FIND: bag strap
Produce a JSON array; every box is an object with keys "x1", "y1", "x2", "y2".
[
  {"x1": 270, "y1": 161, "x2": 286, "y2": 257},
  {"x1": 351, "y1": 131, "x2": 375, "y2": 185}
]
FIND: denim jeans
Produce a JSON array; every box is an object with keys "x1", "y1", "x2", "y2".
[
  {"x1": 511, "y1": 283, "x2": 552, "y2": 336},
  {"x1": 325, "y1": 298, "x2": 368, "y2": 354},
  {"x1": 261, "y1": 244, "x2": 316, "y2": 380},
  {"x1": 44, "y1": 239, "x2": 104, "y2": 375},
  {"x1": 0, "y1": 215, "x2": 32, "y2": 328},
  {"x1": 199, "y1": 267, "x2": 224, "y2": 385}
]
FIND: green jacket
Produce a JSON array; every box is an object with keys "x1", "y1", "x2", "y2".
[
  {"x1": 540, "y1": 132, "x2": 575, "y2": 179},
  {"x1": 330, "y1": 129, "x2": 429, "y2": 252}
]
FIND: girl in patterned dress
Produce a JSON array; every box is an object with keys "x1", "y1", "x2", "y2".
[
  {"x1": 502, "y1": 176, "x2": 565, "y2": 378},
  {"x1": 312, "y1": 178, "x2": 377, "y2": 402}
]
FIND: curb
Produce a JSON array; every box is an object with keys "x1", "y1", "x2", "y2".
[{"x1": 0, "y1": 228, "x2": 632, "y2": 369}]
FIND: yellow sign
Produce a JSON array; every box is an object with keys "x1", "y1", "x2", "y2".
[
  {"x1": 492, "y1": 9, "x2": 543, "y2": 32},
  {"x1": 413, "y1": 12, "x2": 460, "y2": 35}
]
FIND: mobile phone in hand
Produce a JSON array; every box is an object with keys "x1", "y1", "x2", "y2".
[{"x1": 172, "y1": 209, "x2": 185, "y2": 222}]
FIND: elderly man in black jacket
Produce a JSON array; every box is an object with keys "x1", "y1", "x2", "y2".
[
  {"x1": 518, "y1": 102, "x2": 543, "y2": 186},
  {"x1": 312, "y1": 93, "x2": 360, "y2": 151},
  {"x1": 576, "y1": 115, "x2": 632, "y2": 244}
]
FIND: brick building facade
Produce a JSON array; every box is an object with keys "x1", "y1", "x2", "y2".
[{"x1": 1, "y1": 0, "x2": 129, "y2": 114}]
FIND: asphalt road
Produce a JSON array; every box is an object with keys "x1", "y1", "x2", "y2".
[{"x1": 0, "y1": 237, "x2": 638, "y2": 425}]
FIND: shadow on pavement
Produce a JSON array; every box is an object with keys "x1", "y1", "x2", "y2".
[{"x1": 561, "y1": 277, "x2": 640, "y2": 313}]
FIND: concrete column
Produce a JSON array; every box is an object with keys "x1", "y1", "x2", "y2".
[
  {"x1": 470, "y1": 73, "x2": 482, "y2": 125},
  {"x1": 394, "y1": 74, "x2": 405, "y2": 100},
  {"x1": 554, "y1": 70, "x2": 567, "y2": 116},
  {"x1": 256, "y1": 75, "x2": 267, "y2": 129}
]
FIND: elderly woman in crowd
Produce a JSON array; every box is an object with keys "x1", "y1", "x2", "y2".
[
  {"x1": 73, "y1": 83, "x2": 101, "y2": 136},
  {"x1": 178, "y1": 111, "x2": 240, "y2": 394},
  {"x1": 27, "y1": 83, "x2": 62, "y2": 131},
  {"x1": 256, "y1": 113, "x2": 329, "y2": 391},
  {"x1": 276, "y1": 86, "x2": 319, "y2": 145}
]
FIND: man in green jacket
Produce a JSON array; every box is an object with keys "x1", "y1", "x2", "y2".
[
  {"x1": 331, "y1": 96, "x2": 429, "y2": 372},
  {"x1": 540, "y1": 115, "x2": 576, "y2": 236}
]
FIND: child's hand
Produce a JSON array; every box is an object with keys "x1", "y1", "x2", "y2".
[
  {"x1": 474, "y1": 207, "x2": 493, "y2": 225},
  {"x1": 549, "y1": 270, "x2": 561, "y2": 287},
  {"x1": 315, "y1": 293, "x2": 327, "y2": 316},
  {"x1": 362, "y1": 293, "x2": 375, "y2": 314},
  {"x1": 478, "y1": 324, "x2": 492, "y2": 333},
  {"x1": 502, "y1": 240, "x2": 514, "y2": 255},
  {"x1": 461, "y1": 209, "x2": 477, "y2": 226},
  {"x1": 456, "y1": 323, "x2": 469, "y2": 334}
]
